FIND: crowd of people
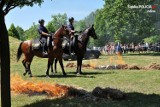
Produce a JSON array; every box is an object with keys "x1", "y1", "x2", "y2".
[{"x1": 99, "y1": 42, "x2": 152, "y2": 55}]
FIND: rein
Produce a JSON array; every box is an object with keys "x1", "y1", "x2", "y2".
[
  {"x1": 52, "y1": 36, "x2": 63, "y2": 40},
  {"x1": 52, "y1": 36, "x2": 69, "y2": 41}
]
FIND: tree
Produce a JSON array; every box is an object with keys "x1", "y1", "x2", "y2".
[
  {"x1": 94, "y1": 0, "x2": 158, "y2": 45},
  {"x1": 25, "y1": 22, "x2": 39, "y2": 40},
  {"x1": 75, "y1": 20, "x2": 86, "y2": 31},
  {"x1": 16, "y1": 26, "x2": 25, "y2": 40},
  {"x1": 0, "y1": 0, "x2": 46, "y2": 107},
  {"x1": 94, "y1": 9, "x2": 112, "y2": 46},
  {"x1": 8, "y1": 23, "x2": 20, "y2": 39},
  {"x1": 47, "y1": 13, "x2": 67, "y2": 33},
  {"x1": 75, "y1": 12, "x2": 98, "y2": 47}
]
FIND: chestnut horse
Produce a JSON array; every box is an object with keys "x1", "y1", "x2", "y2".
[
  {"x1": 54, "y1": 25, "x2": 97, "y2": 75},
  {"x1": 17, "y1": 25, "x2": 70, "y2": 77}
]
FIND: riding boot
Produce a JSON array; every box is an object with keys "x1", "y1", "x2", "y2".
[
  {"x1": 42, "y1": 45, "x2": 48, "y2": 56},
  {"x1": 69, "y1": 36, "x2": 75, "y2": 55},
  {"x1": 69, "y1": 40, "x2": 74, "y2": 55}
]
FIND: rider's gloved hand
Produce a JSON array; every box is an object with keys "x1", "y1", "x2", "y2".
[
  {"x1": 75, "y1": 31, "x2": 82, "y2": 33},
  {"x1": 47, "y1": 33, "x2": 52, "y2": 37}
]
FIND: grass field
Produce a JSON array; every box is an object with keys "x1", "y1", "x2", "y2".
[{"x1": 3, "y1": 37, "x2": 160, "y2": 107}]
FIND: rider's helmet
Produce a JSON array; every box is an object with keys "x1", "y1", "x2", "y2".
[
  {"x1": 69, "y1": 17, "x2": 74, "y2": 22},
  {"x1": 38, "y1": 19, "x2": 45, "y2": 24}
]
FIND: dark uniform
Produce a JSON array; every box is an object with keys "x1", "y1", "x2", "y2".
[
  {"x1": 67, "y1": 23, "x2": 74, "y2": 31},
  {"x1": 67, "y1": 23, "x2": 75, "y2": 54},
  {"x1": 38, "y1": 24, "x2": 48, "y2": 53}
]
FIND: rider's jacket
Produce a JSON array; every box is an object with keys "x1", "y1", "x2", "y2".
[
  {"x1": 38, "y1": 25, "x2": 48, "y2": 39},
  {"x1": 67, "y1": 23, "x2": 74, "y2": 30}
]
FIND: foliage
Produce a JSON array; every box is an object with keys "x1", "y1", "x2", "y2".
[
  {"x1": 47, "y1": 13, "x2": 67, "y2": 33},
  {"x1": 144, "y1": 35, "x2": 160, "y2": 43},
  {"x1": 16, "y1": 26, "x2": 25, "y2": 40},
  {"x1": 8, "y1": 23, "x2": 20, "y2": 39},
  {"x1": 75, "y1": 20, "x2": 86, "y2": 31},
  {"x1": 84, "y1": 12, "x2": 95, "y2": 27},
  {"x1": 1, "y1": 0, "x2": 44, "y2": 15},
  {"x1": 74, "y1": 11, "x2": 98, "y2": 47},
  {"x1": 25, "y1": 22, "x2": 39, "y2": 40},
  {"x1": 94, "y1": 0, "x2": 159, "y2": 45}
]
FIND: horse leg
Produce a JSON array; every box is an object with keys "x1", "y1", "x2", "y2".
[
  {"x1": 46, "y1": 58, "x2": 54, "y2": 77},
  {"x1": 46, "y1": 60, "x2": 51, "y2": 77},
  {"x1": 76, "y1": 56, "x2": 83, "y2": 75},
  {"x1": 22, "y1": 60, "x2": 28, "y2": 76},
  {"x1": 54, "y1": 58, "x2": 58, "y2": 73},
  {"x1": 26, "y1": 62, "x2": 33, "y2": 77},
  {"x1": 24, "y1": 55, "x2": 34, "y2": 77},
  {"x1": 50, "y1": 59, "x2": 54, "y2": 75},
  {"x1": 22, "y1": 59, "x2": 32, "y2": 77},
  {"x1": 58, "y1": 57, "x2": 66, "y2": 76}
]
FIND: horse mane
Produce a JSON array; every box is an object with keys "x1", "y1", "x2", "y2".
[
  {"x1": 53, "y1": 27, "x2": 62, "y2": 38},
  {"x1": 78, "y1": 28, "x2": 90, "y2": 43}
]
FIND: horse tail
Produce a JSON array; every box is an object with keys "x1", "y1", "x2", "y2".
[{"x1": 17, "y1": 41, "x2": 23, "y2": 62}]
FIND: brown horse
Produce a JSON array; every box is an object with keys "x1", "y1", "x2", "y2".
[
  {"x1": 54, "y1": 24, "x2": 97, "y2": 75},
  {"x1": 17, "y1": 25, "x2": 70, "y2": 77}
]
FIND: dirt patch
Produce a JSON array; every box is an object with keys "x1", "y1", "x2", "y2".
[
  {"x1": 116, "y1": 64, "x2": 128, "y2": 69},
  {"x1": 146, "y1": 63, "x2": 160, "y2": 70},
  {"x1": 66, "y1": 62, "x2": 76, "y2": 68},
  {"x1": 67, "y1": 86, "x2": 126, "y2": 101},
  {"x1": 92, "y1": 87, "x2": 126, "y2": 100},
  {"x1": 128, "y1": 65, "x2": 141, "y2": 70},
  {"x1": 66, "y1": 62, "x2": 92, "y2": 68},
  {"x1": 94, "y1": 63, "x2": 160, "y2": 70}
]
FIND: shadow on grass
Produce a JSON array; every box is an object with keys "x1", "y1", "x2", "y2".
[
  {"x1": 125, "y1": 52, "x2": 160, "y2": 56},
  {"x1": 34, "y1": 71, "x2": 115, "y2": 78},
  {"x1": 22, "y1": 92, "x2": 160, "y2": 107},
  {"x1": 34, "y1": 74, "x2": 95, "y2": 78}
]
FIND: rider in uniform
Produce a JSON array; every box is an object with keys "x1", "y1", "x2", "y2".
[
  {"x1": 67, "y1": 17, "x2": 76, "y2": 55},
  {"x1": 38, "y1": 19, "x2": 51, "y2": 56}
]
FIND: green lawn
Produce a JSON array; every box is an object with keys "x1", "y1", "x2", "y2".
[
  {"x1": 3, "y1": 37, "x2": 160, "y2": 107},
  {"x1": 10, "y1": 54, "x2": 160, "y2": 107}
]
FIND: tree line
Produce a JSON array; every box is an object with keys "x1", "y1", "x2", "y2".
[
  {"x1": 9, "y1": 0, "x2": 160, "y2": 48},
  {"x1": 8, "y1": 13, "x2": 94, "y2": 40},
  {"x1": 94, "y1": 0, "x2": 160, "y2": 46}
]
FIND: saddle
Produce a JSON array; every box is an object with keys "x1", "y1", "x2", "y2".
[
  {"x1": 62, "y1": 35, "x2": 78, "y2": 54},
  {"x1": 32, "y1": 37, "x2": 53, "y2": 50},
  {"x1": 71, "y1": 35, "x2": 78, "y2": 50},
  {"x1": 32, "y1": 38, "x2": 41, "y2": 50}
]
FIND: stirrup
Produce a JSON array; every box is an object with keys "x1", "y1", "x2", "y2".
[
  {"x1": 70, "y1": 52, "x2": 75, "y2": 55},
  {"x1": 42, "y1": 51, "x2": 48, "y2": 56}
]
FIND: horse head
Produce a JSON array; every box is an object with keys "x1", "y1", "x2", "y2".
[
  {"x1": 53, "y1": 25, "x2": 70, "y2": 39},
  {"x1": 61, "y1": 25, "x2": 70, "y2": 37},
  {"x1": 88, "y1": 24, "x2": 97, "y2": 39}
]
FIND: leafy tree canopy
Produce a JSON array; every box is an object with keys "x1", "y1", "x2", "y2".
[
  {"x1": 8, "y1": 23, "x2": 20, "y2": 39},
  {"x1": 47, "y1": 13, "x2": 67, "y2": 33},
  {"x1": 0, "y1": 0, "x2": 44, "y2": 15}
]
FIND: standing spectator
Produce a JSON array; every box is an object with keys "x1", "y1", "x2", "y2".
[{"x1": 116, "y1": 42, "x2": 122, "y2": 55}]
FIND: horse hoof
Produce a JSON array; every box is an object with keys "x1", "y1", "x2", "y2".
[
  {"x1": 76, "y1": 72, "x2": 83, "y2": 75},
  {"x1": 80, "y1": 72, "x2": 83, "y2": 74},
  {"x1": 76, "y1": 72, "x2": 81, "y2": 75},
  {"x1": 23, "y1": 73, "x2": 26, "y2": 76},
  {"x1": 29, "y1": 74, "x2": 33, "y2": 77},
  {"x1": 46, "y1": 75, "x2": 50, "y2": 78},
  {"x1": 63, "y1": 73, "x2": 67, "y2": 76}
]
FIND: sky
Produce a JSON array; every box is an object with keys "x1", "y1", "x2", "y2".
[{"x1": 5, "y1": 0, "x2": 105, "y2": 30}]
